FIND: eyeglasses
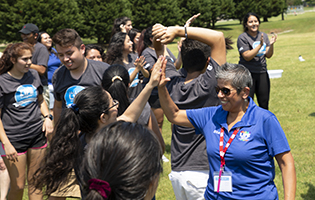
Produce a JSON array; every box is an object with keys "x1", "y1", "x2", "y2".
[
  {"x1": 215, "y1": 86, "x2": 235, "y2": 96},
  {"x1": 103, "y1": 99, "x2": 119, "y2": 113}
]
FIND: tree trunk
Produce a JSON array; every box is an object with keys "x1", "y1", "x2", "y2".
[
  {"x1": 263, "y1": 16, "x2": 268, "y2": 22},
  {"x1": 282, "y1": 12, "x2": 284, "y2": 20}
]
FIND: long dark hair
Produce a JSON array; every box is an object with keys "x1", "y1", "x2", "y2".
[
  {"x1": 111, "y1": 16, "x2": 131, "y2": 37},
  {"x1": 128, "y1": 28, "x2": 140, "y2": 53},
  {"x1": 81, "y1": 121, "x2": 163, "y2": 200},
  {"x1": 104, "y1": 32, "x2": 127, "y2": 65},
  {"x1": 32, "y1": 86, "x2": 110, "y2": 195},
  {"x1": 0, "y1": 43, "x2": 33, "y2": 75},
  {"x1": 137, "y1": 26, "x2": 152, "y2": 56},
  {"x1": 242, "y1": 12, "x2": 261, "y2": 32},
  {"x1": 102, "y1": 64, "x2": 130, "y2": 116}
]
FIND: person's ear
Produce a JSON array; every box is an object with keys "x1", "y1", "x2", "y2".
[
  {"x1": 99, "y1": 113, "x2": 109, "y2": 124},
  {"x1": 34, "y1": 33, "x2": 38, "y2": 40},
  {"x1": 242, "y1": 87, "x2": 250, "y2": 99},
  {"x1": 10, "y1": 57, "x2": 16, "y2": 65},
  {"x1": 80, "y1": 44, "x2": 85, "y2": 55}
]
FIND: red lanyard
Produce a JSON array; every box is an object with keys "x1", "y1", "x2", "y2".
[{"x1": 217, "y1": 127, "x2": 240, "y2": 193}]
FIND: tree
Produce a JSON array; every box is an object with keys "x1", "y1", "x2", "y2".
[
  {"x1": 233, "y1": 0, "x2": 255, "y2": 23},
  {"x1": 0, "y1": 0, "x2": 83, "y2": 43},
  {"x1": 77, "y1": 0, "x2": 132, "y2": 44},
  {"x1": 220, "y1": 0, "x2": 236, "y2": 21},
  {"x1": 130, "y1": 0, "x2": 182, "y2": 31},
  {"x1": 178, "y1": 0, "x2": 221, "y2": 28}
]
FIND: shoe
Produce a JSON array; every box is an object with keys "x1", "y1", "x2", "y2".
[
  {"x1": 299, "y1": 55, "x2": 305, "y2": 62},
  {"x1": 162, "y1": 155, "x2": 169, "y2": 162}
]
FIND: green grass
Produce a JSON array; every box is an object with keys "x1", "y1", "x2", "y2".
[{"x1": 18, "y1": 10, "x2": 315, "y2": 200}]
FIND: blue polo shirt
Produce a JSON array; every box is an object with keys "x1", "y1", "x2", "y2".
[{"x1": 187, "y1": 97, "x2": 290, "y2": 199}]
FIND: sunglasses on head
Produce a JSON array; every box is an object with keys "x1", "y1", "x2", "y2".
[{"x1": 215, "y1": 86, "x2": 233, "y2": 96}]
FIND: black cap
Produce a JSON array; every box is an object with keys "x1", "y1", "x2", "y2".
[{"x1": 19, "y1": 23, "x2": 39, "y2": 34}]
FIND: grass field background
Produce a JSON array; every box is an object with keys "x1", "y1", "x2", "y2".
[{"x1": 5, "y1": 7, "x2": 314, "y2": 200}]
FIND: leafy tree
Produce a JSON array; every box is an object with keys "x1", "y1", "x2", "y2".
[
  {"x1": 233, "y1": 0, "x2": 255, "y2": 23},
  {"x1": 130, "y1": 0, "x2": 182, "y2": 30},
  {"x1": 178, "y1": 0, "x2": 221, "y2": 28},
  {"x1": 220, "y1": 0, "x2": 236, "y2": 20},
  {"x1": 0, "y1": 0, "x2": 83, "y2": 42},
  {"x1": 77, "y1": 0, "x2": 132, "y2": 44}
]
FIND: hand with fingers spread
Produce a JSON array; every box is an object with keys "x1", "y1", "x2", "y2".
[
  {"x1": 134, "y1": 56, "x2": 146, "y2": 71},
  {"x1": 270, "y1": 33, "x2": 277, "y2": 45}
]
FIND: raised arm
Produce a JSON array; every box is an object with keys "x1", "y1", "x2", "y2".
[
  {"x1": 265, "y1": 33, "x2": 277, "y2": 58},
  {"x1": 153, "y1": 24, "x2": 226, "y2": 66},
  {"x1": 275, "y1": 151, "x2": 296, "y2": 200},
  {"x1": 118, "y1": 56, "x2": 165, "y2": 122},
  {"x1": 155, "y1": 57, "x2": 193, "y2": 128}
]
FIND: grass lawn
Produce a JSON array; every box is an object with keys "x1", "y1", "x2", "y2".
[{"x1": 17, "y1": 9, "x2": 315, "y2": 200}]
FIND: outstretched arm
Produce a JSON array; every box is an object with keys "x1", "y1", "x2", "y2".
[
  {"x1": 275, "y1": 151, "x2": 296, "y2": 200},
  {"x1": 153, "y1": 24, "x2": 226, "y2": 66},
  {"x1": 118, "y1": 56, "x2": 165, "y2": 122}
]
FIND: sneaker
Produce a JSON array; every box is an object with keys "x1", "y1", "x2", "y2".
[
  {"x1": 162, "y1": 155, "x2": 169, "y2": 162},
  {"x1": 299, "y1": 55, "x2": 305, "y2": 62}
]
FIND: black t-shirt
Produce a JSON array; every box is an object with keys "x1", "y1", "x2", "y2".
[
  {"x1": 0, "y1": 69, "x2": 43, "y2": 142},
  {"x1": 166, "y1": 58, "x2": 221, "y2": 171},
  {"x1": 52, "y1": 59, "x2": 109, "y2": 108}
]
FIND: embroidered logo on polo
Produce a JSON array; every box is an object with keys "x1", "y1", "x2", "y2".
[
  {"x1": 253, "y1": 41, "x2": 266, "y2": 57},
  {"x1": 213, "y1": 130, "x2": 221, "y2": 135},
  {"x1": 239, "y1": 131, "x2": 251, "y2": 141},
  {"x1": 64, "y1": 85, "x2": 85, "y2": 108},
  {"x1": 13, "y1": 85, "x2": 37, "y2": 107},
  {"x1": 128, "y1": 68, "x2": 139, "y2": 87}
]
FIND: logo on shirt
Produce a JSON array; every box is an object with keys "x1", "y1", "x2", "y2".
[
  {"x1": 239, "y1": 47, "x2": 244, "y2": 52},
  {"x1": 128, "y1": 68, "x2": 139, "y2": 87},
  {"x1": 213, "y1": 130, "x2": 220, "y2": 135},
  {"x1": 207, "y1": 63, "x2": 213, "y2": 71},
  {"x1": 239, "y1": 131, "x2": 251, "y2": 141},
  {"x1": 13, "y1": 85, "x2": 37, "y2": 107},
  {"x1": 253, "y1": 41, "x2": 266, "y2": 57},
  {"x1": 64, "y1": 85, "x2": 85, "y2": 108}
]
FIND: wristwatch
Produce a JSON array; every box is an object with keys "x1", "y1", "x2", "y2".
[{"x1": 44, "y1": 114, "x2": 53, "y2": 121}]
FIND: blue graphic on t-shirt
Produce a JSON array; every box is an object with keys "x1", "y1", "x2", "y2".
[
  {"x1": 128, "y1": 68, "x2": 139, "y2": 87},
  {"x1": 13, "y1": 85, "x2": 37, "y2": 107},
  {"x1": 253, "y1": 41, "x2": 266, "y2": 57},
  {"x1": 64, "y1": 85, "x2": 85, "y2": 108}
]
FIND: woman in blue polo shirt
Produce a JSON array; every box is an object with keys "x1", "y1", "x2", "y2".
[{"x1": 156, "y1": 55, "x2": 296, "y2": 199}]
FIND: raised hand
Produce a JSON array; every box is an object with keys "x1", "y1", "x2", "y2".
[
  {"x1": 185, "y1": 13, "x2": 201, "y2": 27},
  {"x1": 149, "y1": 56, "x2": 167, "y2": 87},
  {"x1": 153, "y1": 24, "x2": 178, "y2": 44},
  {"x1": 270, "y1": 33, "x2": 277, "y2": 45},
  {"x1": 260, "y1": 33, "x2": 264, "y2": 45},
  {"x1": 134, "y1": 56, "x2": 146, "y2": 70}
]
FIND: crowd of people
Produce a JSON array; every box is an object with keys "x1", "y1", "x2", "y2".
[{"x1": 0, "y1": 12, "x2": 296, "y2": 200}]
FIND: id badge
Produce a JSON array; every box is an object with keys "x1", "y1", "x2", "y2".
[{"x1": 213, "y1": 171, "x2": 233, "y2": 192}]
